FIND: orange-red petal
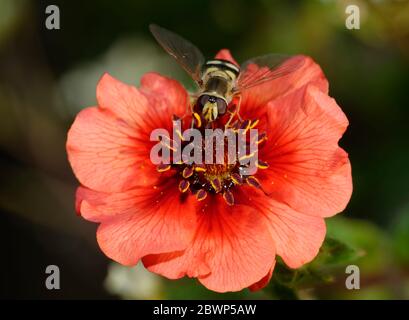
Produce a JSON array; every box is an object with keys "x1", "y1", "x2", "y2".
[
  {"x1": 239, "y1": 55, "x2": 329, "y2": 120},
  {"x1": 143, "y1": 199, "x2": 275, "y2": 293},
  {"x1": 237, "y1": 186, "x2": 326, "y2": 269},
  {"x1": 214, "y1": 49, "x2": 239, "y2": 66},
  {"x1": 248, "y1": 263, "x2": 275, "y2": 292},
  {"x1": 76, "y1": 181, "x2": 196, "y2": 266},
  {"x1": 259, "y1": 84, "x2": 352, "y2": 217},
  {"x1": 67, "y1": 73, "x2": 189, "y2": 193},
  {"x1": 67, "y1": 107, "x2": 157, "y2": 193}
]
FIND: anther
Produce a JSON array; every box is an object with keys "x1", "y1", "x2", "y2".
[
  {"x1": 231, "y1": 173, "x2": 243, "y2": 185},
  {"x1": 246, "y1": 176, "x2": 262, "y2": 189},
  {"x1": 196, "y1": 189, "x2": 207, "y2": 201},
  {"x1": 223, "y1": 190, "x2": 234, "y2": 206},
  {"x1": 157, "y1": 163, "x2": 171, "y2": 172},
  {"x1": 182, "y1": 166, "x2": 194, "y2": 178},
  {"x1": 211, "y1": 178, "x2": 222, "y2": 193},
  {"x1": 179, "y1": 180, "x2": 190, "y2": 193}
]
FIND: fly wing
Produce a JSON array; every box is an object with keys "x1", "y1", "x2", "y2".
[
  {"x1": 149, "y1": 24, "x2": 205, "y2": 83},
  {"x1": 235, "y1": 54, "x2": 304, "y2": 93}
]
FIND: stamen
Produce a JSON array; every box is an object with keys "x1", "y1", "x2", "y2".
[
  {"x1": 161, "y1": 143, "x2": 176, "y2": 152},
  {"x1": 240, "y1": 119, "x2": 251, "y2": 132},
  {"x1": 182, "y1": 166, "x2": 194, "y2": 178},
  {"x1": 239, "y1": 151, "x2": 257, "y2": 162},
  {"x1": 223, "y1": 190, "x2": 234, "y2": 206},
  {"x1": 210, "y1": 177, "x2": 222, "y2": 193},
  {"x1": 232, "y1": 121, "x2": 240, "y2": 131},
  {"x1": 231, "y1": 173, "x2": 243, "y2": 185},
  {"x1": 172, "y1": 115, "x2": 267, "y2": 206},
  {"x1": 256, "y1": 132, "x2": 268, "y2": 145},
  {"x1": 196, "y1": 189, "x2": 207, "y2": 201},
  {"x1": 179, "y1": 180, "x2": 190, "y2": 193},
  {"x1": 194, "y1": 164, "x2": 207, "y2": 172},
  {"x1": 175, "y1": 129, "x2": 184, "y2": 141},
  {"x1": 229, "y1": 120, "x2": 238, "y2": 130},
  {"x1": 160, "y1": 136, "x2": 177, "y2": 152},
  {"x1": 249, "y1": 119, "x2": 259, "y2": 129},
  {"x1": 246, "y1": 176, "x2": 262, "y2": 189},
  {"x1": 256, "y1": 160, "x2": 269, "y2": 169},
  {"x1": 157, "y1": 163, "x2": 171, "y2": 172}
]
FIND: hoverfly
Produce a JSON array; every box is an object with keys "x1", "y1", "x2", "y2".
[{"x1": 149, "y1": 24, "x2": 304, "y2": 128}]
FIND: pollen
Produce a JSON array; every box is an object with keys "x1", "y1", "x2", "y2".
[
  {"x1": 179, "y1": 180, "x2": 190, "y2": 193},
  {"x1": 196, "y1": 189, "x2": 207, "y2": 201},
  {"x1": 194, "y1": 164, "x2": 207, "y2": 172},
  {"x1": 246, "y1": 176, "x2": 261, "y2": 189},
  {"x1": 182, "y1": 166, "x2": 194, "y2": 178},
  {"x1": 231, "y1": 173, "x2": 243, "y2": 185},
  {"x1": 256, "y1": 160, "x2": 269, "y2": 169},
  {"x1": 223, "y1": 190, "x2": 234, "y2": 206},
  {"x1": 157, "y1": 163, "x2": 171, "y2": 172},
  {"x1": 167, "y1": 115, "x2": 269, "y2": 207}
]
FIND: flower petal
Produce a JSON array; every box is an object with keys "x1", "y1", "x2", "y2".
[
  {"x1": 97, "y1": 72, "x2": 188, "y2": 132},
  {"x1": 262, "y1": 199, "x2": 326, "y2": 269},
  {"x1": 236, "y1": 187, "x2": 326, "y2": 269},
  {"x1": 259, "y1": 84, "x2": 352, "y2": 217},
  {"x1": 67, "y1": 73, "x2": 189, "y2": 193},
  {"x1": 239, "y1": 55, "x2": 329, "y2": 121},
  {"x1": 76, "y1": 176, "x2": 173, "y2": 222},
  {"x1": 140, "y1": 72, "x2": 189, "y2": 117},
  {"x1": 214, "y1": 49, "x2": 239, "y2": 66},
  {"x1": 248, "y1": 263, "x2": 275, "y2": 291},
  {"x1": 78, "y1": 181, "x2": 197, "y2": 266},
  {"x1": 67, "y1": 107, "x2": 157, "y2": 192},
  {"x1": 143, "y1": 199, "x2": 275, "y2": 293},
  {"x1": 96, "y1": 73, "x2": 149, "y2": 128}
]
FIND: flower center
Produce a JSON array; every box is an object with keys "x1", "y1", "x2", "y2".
[{"x1": 156, "y1": 115, "x2": 269, "y2": 206}]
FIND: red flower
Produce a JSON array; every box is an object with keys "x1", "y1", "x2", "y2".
[{"x1": 66, "y1": 50, "x2": 352, "y2": 293}]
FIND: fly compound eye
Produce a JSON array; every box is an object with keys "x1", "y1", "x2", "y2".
[
  {"x1": 198, "y1": 95, "x2": 209, "y2": 106},
  {"x1": 197, "y1": 95, "x2": 211, "y2": 111},
  {"x1": 216, "y1": 98, "x2": 227, "y2": 115},
  {"x1": 194, "y1": 95, "x2": 209, "y2": 114}
]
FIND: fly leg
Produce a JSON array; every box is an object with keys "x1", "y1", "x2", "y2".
[{"x1": 225, "y1": 94, "x2": 243, "y2": 129}]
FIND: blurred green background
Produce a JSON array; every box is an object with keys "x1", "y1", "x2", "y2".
[{"x1": 0, "y1": 0, "x2": 408, "y2": 299}]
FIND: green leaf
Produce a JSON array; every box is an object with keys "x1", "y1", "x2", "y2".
[
  {"x1": 326, "y1": 216, "x2": 390, "y2": 274},
  {"x1": 310, "y1": 237, "x2": 361, "y2": 268},
  {"x1": 269, "y1": 236, "x2": 359, "y2": 292}
]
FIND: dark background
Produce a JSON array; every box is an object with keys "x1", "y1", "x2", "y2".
[{"x1": 0, "y1": 0, "x2": 408, "y2": 299}]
